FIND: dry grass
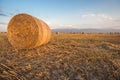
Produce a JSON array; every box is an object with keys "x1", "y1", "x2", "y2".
[{"x1": 0, "y1": 32, "x2": 120, "y2": 80}]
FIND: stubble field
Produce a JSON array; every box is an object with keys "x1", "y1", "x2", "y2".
[{"x1": 0, "y1": 32, "x2": 120, "y2": 80}]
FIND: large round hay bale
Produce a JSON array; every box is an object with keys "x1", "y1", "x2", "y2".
[{"x1": 7, "y1": 13, "x2": 51, "y2": 49}]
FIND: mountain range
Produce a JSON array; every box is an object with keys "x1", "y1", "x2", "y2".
[
  {"x1": 0, "y1": 28, "x2": 120, "y2": 33},
  {"x1": 52, "y1": 28, "x2": 120, "y2": 33}
]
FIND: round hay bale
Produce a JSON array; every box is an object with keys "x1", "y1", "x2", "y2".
[{"x1": 7, "y1": 13, "x2": 51, "y2": 49}]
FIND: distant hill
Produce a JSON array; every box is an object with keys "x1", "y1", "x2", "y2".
[{"x1": 52, "y1": 28, "x2": 120, "y2": 33}]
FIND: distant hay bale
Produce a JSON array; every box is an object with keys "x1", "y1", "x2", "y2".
[
  {"x1": 56, "y1": 32, "x2": 60, "y2": 34},
  {"x1": 7, "y1": 13, "x2": 51, "y2": 49}
]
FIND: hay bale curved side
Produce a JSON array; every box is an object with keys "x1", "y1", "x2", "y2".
[{"x1": 7, "y1": 13, "x2": 51, "y2": 49}]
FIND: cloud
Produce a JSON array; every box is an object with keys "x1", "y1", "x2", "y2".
[
  {"x1": 49, "y1": 24, "x2": 74, "y2": 29},
  {"x1": 0, "y1": 9, "x2": 8, "y2": 17},
  {"x1": 78, "y1": 18, "x2": 120, "y2": 29},
  {"x1": 81, "y1": 13, "x2": 113, "y2": 20},
  {"x1": 59, "y1": 24, "x2": 73, "y2": 27},
  {"x1": 108, "y1": 19, "x2": 120, "y2": 29},
  {"x1": 0, "y1": 13, "x2": 8, "y2": 16},
  {"x1": 0, "y1": 25, "x2": 7, "y2": 32},
  {"x1": 0, "y1": 22, "x2": 7, "y2": 25},
  {"x1": 0, "y1": 9, "x2": 14, "y2": 17}
]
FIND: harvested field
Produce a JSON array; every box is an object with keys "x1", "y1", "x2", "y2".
[
  {"x1": 7, "y1": 14, "x2": 51, "y2": 49},
  {"x1": 0, "y1": 32, "x2": 120, "y2": 80}
]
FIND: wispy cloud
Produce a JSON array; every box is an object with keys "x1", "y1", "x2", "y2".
[
  {"x1": 0, "y1": 9, "x2": 8, "y2": 17},
  {"x1": 0, "y1": 13, "x2": 8, "y2": 16},
  {"x1": 0, "y1": 9, "x2": 15, "y2": 17},
  {"x1": 81, "y1": 13, "x2": 113, "y2": 20}
]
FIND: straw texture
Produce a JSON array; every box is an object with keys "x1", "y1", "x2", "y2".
[{"x1": 7, "y1": 13, "x2": 51, "y2": 49}]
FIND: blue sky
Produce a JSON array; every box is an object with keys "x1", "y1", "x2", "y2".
[{"x1": 0, "y1": 0, "x2": 120, "y2": 31}]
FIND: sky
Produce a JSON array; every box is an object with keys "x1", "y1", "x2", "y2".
[{"x1": 0, "y1": 0, "x2": 120, "y2": 32}]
